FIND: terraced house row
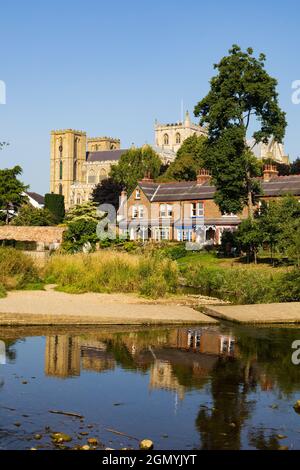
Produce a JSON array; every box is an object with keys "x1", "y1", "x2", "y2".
[{"x1": 118, "y1": 166, "x2": 300, "y2": 245}]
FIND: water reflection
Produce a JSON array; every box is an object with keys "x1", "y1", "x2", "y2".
[
  {"x1": 44, "y1": 328, "x2": 238, "y2": 399},
  {"x1": 1, "y1": 325, "x2": 300, "y2": 450}
]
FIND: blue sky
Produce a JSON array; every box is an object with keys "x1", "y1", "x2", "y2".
[{"x1": 0, "y1": 0, "x2": 300, "y2": 194}]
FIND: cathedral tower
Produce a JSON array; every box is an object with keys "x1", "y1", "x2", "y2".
[
  {"x1": 50, "y1": 129, "x2": 87, "y2": 206},
  {"x1": 154, "y1": 110, "x2": 207, "y2": 153}
]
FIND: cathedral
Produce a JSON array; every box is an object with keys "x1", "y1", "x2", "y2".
[
  {"x1": 50, "y1": 111, "x2": 289, "y2": 209},
  {"x1": 50, "y1": 111, "x2": 206, "y2": 208}
]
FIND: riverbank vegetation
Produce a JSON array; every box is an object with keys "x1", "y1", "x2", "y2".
[
  {"x1": 0, "y1": 243, "x2": 298, "y2": 303},
  {"x1": 0, "y1": 247, "x2": 40, "y2": 296},
  {"x1": 44, "y1": 251, "x2": 179, "y2": 299}
]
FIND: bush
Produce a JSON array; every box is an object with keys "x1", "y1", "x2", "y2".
[
  {"x1": 0, "y1": 247, "x2": 40, "y2": 289},
  {"x1": 140, "y1": 275, "x2": 168, "y2": 299},
  {"x1": 183, "y1": 264, "x2": 281, "y2": 304},
  {"x1": 44, "y1": 251, "x2": 179, "y2": 299},
  {"x1": 277, "y1": 269, "x2": 300, "y2": 302},
  {"x1": 44, "y1": 193, "x2": 65, "y2": 223},
  {"x1": 12, "y1": 205, "x2": 56, "y2": 226}
]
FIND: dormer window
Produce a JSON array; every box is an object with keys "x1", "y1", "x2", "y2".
[{"x1": 135, "y1": 189, "x2": 141, "y2": 200}]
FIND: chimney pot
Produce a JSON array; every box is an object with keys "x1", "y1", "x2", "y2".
[
  {"x1": 263, "y1": 164, "x2": 278, "y2": 182},
  {"x1": 197, "y1": 169, "x2": 211, "y2": 185}
]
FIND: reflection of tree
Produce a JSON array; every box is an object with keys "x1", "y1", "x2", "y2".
[
  {"x1": 196, "y1": 358, "x2": 254, "y2": 450},
  {"x1": 237, "y1": 329, "x2": 300, "y2": 395},
  {"x1": 248, "y1": 428, "x2": 281, "y2": 450},
  {"x1": 105, "y1": 340, "x2": 147, "y2": 372}
]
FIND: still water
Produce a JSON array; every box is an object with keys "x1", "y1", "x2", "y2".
[{"x1": 1, "y1": 324, "x2": 300, "y2": 450}]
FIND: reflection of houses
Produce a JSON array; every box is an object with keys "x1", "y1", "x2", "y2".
[
  {"x1": 81, "y1": 340, "x2": 115, "y2": 373},
  {"x1": 45, "y1": 336, "x2": 81, "y2": 378},
  {"x1": 169, "y1": 329, "x2": 237, "y2": 357},
  {"x1": 45, "y1": 336, "x2": 116, "y2": 378},
  {"x1": 149, "y1": 360, "x2": 185, "y2": 400}
]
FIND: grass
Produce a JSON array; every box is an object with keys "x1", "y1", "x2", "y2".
[
  {"x1": 0, "y1": 245, "x2": 298, "y2": 304},
  {"x1": 0, "y1": 247, "x2": 40, "y2": 292},
  {"x1": 44, "y1": 251, "x2": 179, "y2": 299}
]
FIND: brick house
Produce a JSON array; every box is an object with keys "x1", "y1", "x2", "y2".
[{"x1": 118, "y1": 166, "x2": 300, "y2": 245}]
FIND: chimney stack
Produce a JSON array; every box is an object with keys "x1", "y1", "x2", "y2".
[
  {"x1": 263, "y1": 164, "x2": 278, "y2": 182},
  {"x1": 142, "y1": 171, "x2": 153, "y2": 182},
  {"x1": 197, "y1": 169, "x2": 211, "y2": 185}
]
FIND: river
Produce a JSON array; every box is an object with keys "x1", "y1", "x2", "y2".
[{"x1": 1, "y1": 324, "x2": 300, "y2": 450}]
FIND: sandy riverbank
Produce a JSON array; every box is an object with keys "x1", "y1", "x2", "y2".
[{"x1": 0, "y1": 289, "x2": 218, "y2": 326}]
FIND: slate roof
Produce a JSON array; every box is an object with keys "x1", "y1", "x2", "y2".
[
  {"x1": 26, "y1": 192, "x2": 45, "y2": 205},
  {"x1": 261, "y1": 175, "x2": 300, "y2": 196},
  {"x1": 138, "y1": 181, "x2": 215, "y2": 202},
  {"x1": 86, "y1": 149, "x2": 128, "y2": 163},
  {"x1": 138, "y1": 175, "x2": 300, "y2": 202}
]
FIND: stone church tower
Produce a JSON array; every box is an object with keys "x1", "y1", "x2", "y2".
[
  {"x1": 50, "y1": 129, "x2": 126, "y2": 209},
  {"x1": 50, "y1": 129, "x2": 87, "y2": 206},
  {"x1": 154, "y1": 110, "x2": 207, "y2": 153}
]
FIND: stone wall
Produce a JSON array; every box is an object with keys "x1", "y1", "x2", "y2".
[{"x1": 0, "y1": 226, "x2": 65, "y2": 245}]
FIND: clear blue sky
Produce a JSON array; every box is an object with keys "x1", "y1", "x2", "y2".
[{"x1": 1, "y1": 0, "x2": 300, "y2": 194}]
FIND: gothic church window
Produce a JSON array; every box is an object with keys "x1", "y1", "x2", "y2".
[
  {"x1": 176, "y1": 133, "x2": 181, "y2": 144},
  {"x1": 88, "y1": 170, "x2": 96, "y2": 184},
  {"x1": 59, "y1": 161, "x2": 63, "y2": 180},
  {"x1": 73, "y1": 160, "x2": 77, "y2": 182},
  {"x1": 163, "y1": 134, "x2": 169, "y2": 145}
]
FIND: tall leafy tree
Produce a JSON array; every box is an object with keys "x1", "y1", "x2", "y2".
[
  {"x1": 92, "y1": 177, "x2": 123, "y2": 210},
  {"x1": 160, "y1": 134, "x2": 207, "y2": 181},
  {"x1": 110, "y1": 145, "x2": 162, "y2": 194},
  {"x1": 44, "y1": 193, "x2": 65, "y2": 223},
  {"x1": 194, "y1": 45, "x2": 287, "y2": 217},
  {"x1": 0, "y1": 166, "x2": 28, "y2": 224}
]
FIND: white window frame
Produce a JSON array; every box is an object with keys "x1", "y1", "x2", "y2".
[
  {"x1": 191, "y1": 202, "x2": 204, "y2": 217},
  {"x1": 160, "y1": 204, "x2": 173, "y2": 218},
  {"x1": 135, "y1": 189, "x2": 141, "y2": 200},
  {"x1": 138, "y1": 205, "x2": 144, "y2": 219},
  {"x1": 132, "y1": 205, "x2": 138, "y2": 219}
]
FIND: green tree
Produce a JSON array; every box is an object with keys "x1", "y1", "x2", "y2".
[
  {"x1": 12, "y1": 204, "x2": 56, "y2": 226},
  {"x1": 194, "y1": 45, "x2": 287, "y2": 218},
  {"x1": 110, "y1": 145, "x2": 162, "y2": 194},
  {"x1": 291, "y1": 157, "x2": 300, "y2": 175},
  {"x1": 64, "y1": 201, "x2": 102, "y2": 223},
  {"x1": 160, "y1": 134, "x2": 207, "y2": 181},
  {"x1": 276, "y1": 196, "x2": 300, "y2": 266},
  {"x1": 92, "y1": 177, "x2": 123, "y2": 210},
  {"x1": 237, "y1": 218, "x2": 262, "y2": 263},
  {"x1": 44, "y1": 193, "x2": 65, "y2": 223},
  {"x1": 257, "y1": 200, "x2": 281, "y2": 264},
  {"x1": 63, "y1": 201, "x2": 103, "y2": 252},
  {"x1": 0, "y1": 166, "x2": 28, "y2": 224}
]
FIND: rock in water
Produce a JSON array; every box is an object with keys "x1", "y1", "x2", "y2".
[
  {"x1": 294, "y1": 400, "x2": 300, "y2": 413},
  {"x1": 139, "y1": 439, "x2": 154, "y2": 450},
  {"x1": 87, "y1": 438, "x2": 98, "y2": 446},
  {"x1": 51, "y1": 432, "x2": 72, "y2": 443}
]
